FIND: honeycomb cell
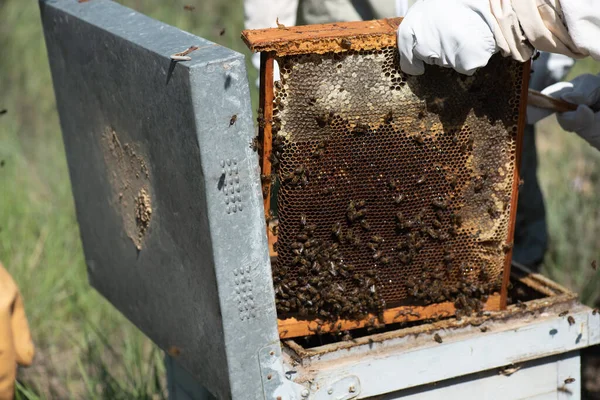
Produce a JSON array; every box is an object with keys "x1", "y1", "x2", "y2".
[{"x1": 268, "y1": 48, "x2": 524, "y2": 324}]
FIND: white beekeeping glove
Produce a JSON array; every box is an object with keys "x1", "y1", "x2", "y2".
[
  {"x1": 397, "y1": 0, "x2": 499, "y2": 76},
  {"x1": 543, "y1": 74, "x2": 600, "y2": 150}
]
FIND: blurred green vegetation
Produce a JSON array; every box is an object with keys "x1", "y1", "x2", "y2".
[
  {"x1": 1, "y1": 0, "x2": 252, "y2": 397},
  {"x1": 1, "y1": 0, "x2": 599, "y2": 398}
]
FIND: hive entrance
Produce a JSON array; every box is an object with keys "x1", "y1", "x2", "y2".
[{"x1": 243, "y1": 18, "x2": 529, "y2": 339}]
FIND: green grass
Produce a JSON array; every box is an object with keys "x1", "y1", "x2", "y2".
[
  {"x1": 0, "y1": 0, "x2": 251, "y2": 398},
  {"x1": 1, "y1": 0, "x2": 599, "y2": 397}
]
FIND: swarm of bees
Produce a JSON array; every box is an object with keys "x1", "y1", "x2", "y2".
[
  {"x1": 272, "y1": 213, "x2": 386, "y2": 325},
  {"x1": 265, "y1": 51, "x2": 519, "y2": 336}
]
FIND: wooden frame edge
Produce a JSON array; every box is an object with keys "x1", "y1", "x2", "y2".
[
  {"x1": 278, "y1": 294, "x2": 501, "y2": 339},
  {"x1": 500, "y1": 60, "x2": 532, "y2": 309}
]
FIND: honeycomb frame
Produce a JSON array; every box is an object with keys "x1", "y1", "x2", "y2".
[{"x1": 243, "y1": 18, "x2": 530, "y2": 339}]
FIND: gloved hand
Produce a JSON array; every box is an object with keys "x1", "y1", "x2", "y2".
[
  {"x1": 0, "y1": 262, "x2": 34, "y2": 400},
  {"x1": 540, "y1": 74, "x2": 600, "y2": 150},
  {"x1": 397, "y1": 0, "x2": 499, "y2": 76}
]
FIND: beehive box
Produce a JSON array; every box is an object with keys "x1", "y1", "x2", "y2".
[{"x1": 243, "y1": 18, "x2": 530, "y2": 339}]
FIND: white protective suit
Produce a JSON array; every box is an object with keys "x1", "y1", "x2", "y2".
[{"x1": 398, "y1": 0, "x2": 600, "y2": 75}]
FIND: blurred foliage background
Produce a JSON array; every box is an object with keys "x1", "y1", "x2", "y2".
[{"x1": 0, "y1": 0, "x2": 599, "y2": 398}]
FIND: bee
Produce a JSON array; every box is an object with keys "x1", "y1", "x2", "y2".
[
  {"x1": 183, "y1": 4, "x2": 195, "y2": 11},
  {"x1": 315, "y1": 114, "x2": 329, "y2": 128},
  {"x1": 312, "y1": 147, "x2": 324, "y2": 159},
  {"x1": 373, "y1": 251, "x2": 382, "y2": 260},
  {"x1": 281, "y1": 171, "x2": 294, "y2": 182},
  {"x1": 394, "y1": 193, "x2": 405, "y2": 204},
  {"x1": 413, "y1": 132, "x2": 424, "y2": 144},
  {"x1": 269, "y1": 153, "x2": 280, "y2": 169},
  {"x1": 348, "y1": 200, "x2": 356, "y2": 211},
  {"x1": 352, "y1": 123, "x2": 369, "y2": 135},
  {"x1": 322, "y1": 186, "x2": 334, "y2": 195},
  {"x1": 305, "y1": 224, "x2": 317, "y2": 234},
  {"x1": 473, "y1": 176, "x2": 484, "y2": 192},
  {"x1": 450, "y1": 213, "x2": 462, "y2": 227},
  {"x1": 592, "y1": 260, "x2": 597, "y2": 271},
  {"x1": 366, "y1": 242, "x2": 379, "y2": 252},
  {"x1": 433, "y1": 333, "x2": 443, "y2": 343},
  {"x1": 300, "y1": 214, "x2": 307, "y2": 227},
  {"x1": 564, "y1": 377, "x2": 575, "y2": 384},
  {"x1": 559, "y1": 310, "x2": 569, "y2": 317},
  {"x1": 443, "y1": 252, "x2": 455, "y2": 265},
  {"x1": 167, "y1": 346, "x2": 182, "y2": 357},
  {"x1": 360, "y1": 219, "x2": 371, "y2": 231},
  {"x1": 347, "y1": 210, "x2": 358, "y2": 223},
  {"x1": 307, "y1": 97, "x2": 317, "y2": 106},
  {"x1": 424, "y1": 227, "x2": 438, "y2": 239},
  {"x1": 380, "y1": 256, "x2": 390, "y2": 264},
  {"x1": 480, "y1": 326, "x2": 489, "y2": 333},
  {"x1": 432, "y1": 219, "x2": 442, "y2": 228},
  {"x1": 388, "y1": 180, "x2": 398, "y2": 190},
  {"x1": 417, "y1": 110, "x2": 425, "y2": 119},
  {"x1": 229, "y1": 114, "x2": 237, "y2": 126},
  {"x1": 397, "y1": 239, "x2": 408, "y2": 250},
  {"x1": 250, "y1": 136, "x2": 262, "y2": 152},
  {"x1": 263, "y1": 174, "x2": 276, "y2": 185},
  {"x1": 340, "y1": 38, "x2": 352, "y2": 49},
  {"x1": 593, "y1": 308, "x2": 599, "y2": 315},
  {"x1": 276, "y1": 17, "x2": 287, "y2": 29},
  {"x1": 219, "y1": 28, "x2": 226, "y2": 36},
  {"x1": 384, "y1": 110, "x2": 394, "y2": 124},
  {"x1": 502, "y1": 242, "x2": 513, "y2": 253},
  {"x1": 396, "y1": 211, "x2": 405, "y2": 223},
  {"x1": 256, "y1": 108, "x2": 266, "y2": 128},
  {"x1": 430, "y1": 97, "x2": 446, "y2": 112},
  {"x1": 567, "y1": 316, "x2": 575, "y2": 326},
  {"x1": 532, "y1": 50, "x2": 541, "y2": 61},
  {"x1": 515, "y1": 300, "x2": 527, "y2": 310},
  {"x1": 296, "y1": 233, "x2": 309, "y2": 242},
  {"x1": 331, "y1": 222, "x2": 342, "y2": 237},
  {"x1": 398, "y1": 251, "x2": 412, "y2": 264},
  {"x1": 265, "y1": 210, "x2": 274, "y2": 224},
  {"x1": 461, "y1": 137, "x2": 474, "y2": 153},
  {"x1": 356, "y1": 200, "x2": 366, "y2": 208},
  {"x1": 417, "y1": 175, "x2": 426, "y2": 185},
  {"x1": 447, "y1": 172, "x2": 458, "y2": 188},
  {"x1": 431, "y1": 197, "x2": 448, "y2": 209},
  {"x1": 371, "y1": 235, "x2": 384, "y2": 243}
]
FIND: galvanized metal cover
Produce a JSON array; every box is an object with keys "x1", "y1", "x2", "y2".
[{"x1": 40, "y1": 1, "x2": 280, "y2": 398}]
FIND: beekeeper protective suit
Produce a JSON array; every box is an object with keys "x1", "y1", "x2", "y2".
[
  {"x1": 242, "y1": 0, "x2": 588, "y2": 269},
  {"x1": 0, "y1": 262, "x2": 34, "y2": 400}
]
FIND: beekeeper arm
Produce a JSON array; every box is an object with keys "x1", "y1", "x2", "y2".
[
  {"x1": 398, "y1": 0, "x2": 600, "y2": 76},
  {"x1": 530, "y1": 74, "x2": 600, "y2": 150},
  {"x1": 0, "y1": 263, "x2": 34, "y2": 400}
]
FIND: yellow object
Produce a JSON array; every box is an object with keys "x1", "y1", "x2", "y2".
[{"x1": 0, "y1": 262, "x2": 34, "y2": 400}]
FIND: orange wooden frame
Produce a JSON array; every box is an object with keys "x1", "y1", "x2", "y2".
[{"x1": 244, "y1": 19, "x2": 530, "y2": 338}]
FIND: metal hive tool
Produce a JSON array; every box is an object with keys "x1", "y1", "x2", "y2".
[{"x1": 243, "y1": 18, "x2": 530, "y2": 339}]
